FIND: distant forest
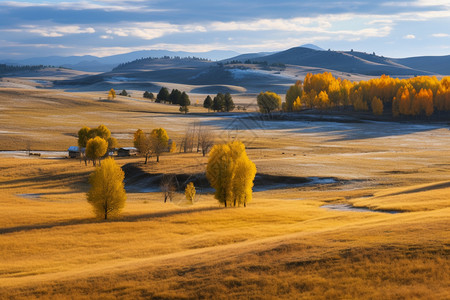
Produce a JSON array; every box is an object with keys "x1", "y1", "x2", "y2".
[
  {"x1": 113, "y1": 56, "x2": 211, "y2": 71},
  {"x1": 0, "y1": 64, "x2": 53, "y2": 74}
]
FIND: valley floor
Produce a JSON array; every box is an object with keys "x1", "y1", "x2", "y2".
[{"x1": 0, "y1": 88, "x2": 449, "y2": 299}]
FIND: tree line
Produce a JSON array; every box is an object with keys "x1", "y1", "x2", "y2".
[
  {"x1": 0, "y1": 64, "x2": 54, "y2": 74},
  {"x1": 112, "y1": 56, "x2": 211, "y2": 71},
  {"x1": 281, "y1": 72, "x2": 450, "y2": 118}
]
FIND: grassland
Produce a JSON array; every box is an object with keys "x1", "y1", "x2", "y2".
[{"x1": 0, "y1": 87, "x2": 449, "y2": 299}]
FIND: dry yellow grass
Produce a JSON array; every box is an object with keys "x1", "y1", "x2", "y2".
[{"x1": 0, "y1": 87, "x2": 449, "y2": 299}]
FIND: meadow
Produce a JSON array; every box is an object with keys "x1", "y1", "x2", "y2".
[{"x1": 0, "y1": 87, "x2": 449, "y2": 299}]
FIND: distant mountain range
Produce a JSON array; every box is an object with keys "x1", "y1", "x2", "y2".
[
  {"x1": 2, "y1": 44, "x2": 448, "y2": 76},
  {"x1": 0, "y1": 50, "x2": 240, "y2": 72},
  {"x1": 223, "y1": 47, "x2": 448, "y2": 76}
]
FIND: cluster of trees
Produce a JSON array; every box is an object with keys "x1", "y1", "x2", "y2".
[
  {"x1": 78, "y1": 125, "x2": 118, "y2": 166},
  {"x1": 0, "y1": 64, "x2": 52, "y2": 74},
  {"x1": 156, "y1": 87, "x2": 191, "y2": 113},
  {"x1": 206, "y1": 141, "x2": 256, "y2": 207},
  {"x1": 112, "y1": 56, "x2": 210, "y2": 71},
  {"x1": 143, "y1": 91, "x2": 155, "y2": 100},
  {"x1": 133, "y1": 128, "x2": 173, "y2": 163},
  {"x1": 283, "y1": 72, "x2": 450, "y2": 118},
  {"x1": 203, "y1": 93, "x2": 235, "y2": 112}
]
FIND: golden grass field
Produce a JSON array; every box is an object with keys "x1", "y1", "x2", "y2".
[{"x1": 0, "y1": 86, "x2": 449, "y2": 299}]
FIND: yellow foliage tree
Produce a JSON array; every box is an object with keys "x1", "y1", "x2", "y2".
[
  {"x1": 371, "y1": 97, "x2": 383, "y2": 115},
  {"x1": 87, "y1": 157, "x2": 126, "y2": 220},
  {"x1": 108, "y1": 89, "x2": 115, "y2": 99},
  {"x1": 206, "y1": 141, "x2": 256, "y2": 207},
  {"x1": 150, "y1": 128, "x2": 169, "y2": 162},
  {"x1": 256, "y1": 91, "x2": 281, "y2": 114},
  {"x1": 134, "y1": 129, "x2": 152, "y2": 164},
  {"x1": 292, "y1": 96, "x2": 302, "y2": 111},
  {"x1": 285, "y1": 81, "x2": 303, "y2": 112},
  {"x1": 85, "y1": 136, "x2": 108, "y2": 166},
  {"x1": 108, "y1": 88, "x2": 116, "y2": 100},
  {"x1": 185, "y1": 182, "x2": 196, "y2": 204},
  {"x1": 315, "y1": 91, "x2": 329, "y2": 110}
]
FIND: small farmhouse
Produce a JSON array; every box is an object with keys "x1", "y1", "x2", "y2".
[
  {"x1": 117, "y1": 147, "x2": 138, "y2": 157},
  {"x1": 67, "y1": 146, "x2": 82, "y2": 158}
]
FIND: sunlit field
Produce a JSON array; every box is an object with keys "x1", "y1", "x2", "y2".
[{"x1": 0, "y1": 88, "x2": 449, "y2": 299}]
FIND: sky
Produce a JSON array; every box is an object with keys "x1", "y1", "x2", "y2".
[{"x1": 0, "y1": 0, "x2": 449, "y2": 59}]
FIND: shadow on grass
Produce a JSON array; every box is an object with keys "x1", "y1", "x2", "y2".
[{"x1": 0, "y1": 206, "x2": 223, "y2": 235}]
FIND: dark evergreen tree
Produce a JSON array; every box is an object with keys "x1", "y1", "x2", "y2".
[
  {"x1": 119, "y1": 89, "x2": 128, "y2": 96},
  {"x1": 212, "y1": 93, "x2": 225, "y2": 112},
  {"x1": 179, "y1": 92, "x2": 190, "y2": 114},
  {"x1": 156, "y1": 87, "x2": 169, "y2": 103},
  {"x1": 224, "y1": 92, "x2": 235, "y2": 112},
  {"x1": 203, "y1": 95, "x2": 213, "y2": 111},
  {"x1": 169, "y1": 89, "x2": 182, "y2": 105}
]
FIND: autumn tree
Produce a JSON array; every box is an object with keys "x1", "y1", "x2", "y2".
[
  {"x1": 203, "y1": 95, "x2": 213, "y2": 111},
  {"x1": 206, "y1": 141, "x2": 257, "y2": 207},
  {"x1": 257, "y1": 91, "x2": 281, "y2": 114},
  {"x1": 292, "y1": 96, "x2": 302, "y2": 111},
  {"x1": 78, "y1": 126, "x2": 92, "y2": 148},
  {"x1": 371, "y1": 97, "x2": 383, "y2": 115},
  {"x1": 108, "y1": 88, "x2": 116, "y2": 100},
  {"x1": 285, "y1": 81, "x2": 303, "y2": 112},
  {"x1": 85, "y1": 136, "x2": 108, "y2": 166},
  {"x1": 134, "y1": 129, "x2": 152, "y2": 164},
  {"x1": 160, "y1": 174, "x2": 176, "y2": 203},
  {"x1": 185, "y1": 182, "x2": 196, "y2": 204},
  {"x1": 315, "y1": 91, "x2": 329, "y2": 110},
  {"x1": 198, "y1": 125, "x2": 215, "y2": 156},
  {"x1": 150, "y1": 128, "x2": 169, "y2": 162},
  {"x1": 87, "y1": 157, "x2": 126, "y2": 220}
]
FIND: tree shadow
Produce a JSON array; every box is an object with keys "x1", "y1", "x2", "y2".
[
  {"x1": 199, "y1": 112, "x2": 446, "y2": 141},
  {"x1": 0, "y1": 206, "x2": 223, "y2": 235}
]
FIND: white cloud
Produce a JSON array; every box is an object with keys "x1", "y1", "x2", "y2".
[
  {"x1": 432, "y1": 33, "x2": 450, "y2": 37},
  {"x1": 20, "y1": 25, "x2": 96, "y2": 37},
  {"x1": 404, "y1": 34, "x2": 416, "y2": 39}
]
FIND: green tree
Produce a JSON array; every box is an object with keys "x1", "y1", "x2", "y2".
[
  {"x1": 169, "y1": 89, "x2": 182, "y2": 105},
  {"x1": 85, "y1": 136, "x2": 108, "y2": 166},
  {"x1": 156, "y1": 87, "x2": 169, "y2": 103},
  {"x1": 185, "y1": 182, "x2": 196, "y2": 204},
  {"x1": 212, "y1": 93, "x2": 225, "y2": 112},
  {"x1": 87, "y1": 157, "x2": 126, "y2": 220},
  {"x1": 143, "y1": 91, "x2": 154, "y2": 100},
  {"x1": 224, "y1": 92, "x2": 235, "y2": 112},
  {"x1": 203, "y1": 95, "x2": 213, "y2": 111},
  {"x1": 179, "y1": 91, "x2": 190, "y2": 114},
  {"x1": 257, "y1": 91, "x2": 281, "y2": 114},
  {"x1": 150, "y1": 128, "x2": 169, "y2": 162},
  {"x1": 206, "y1": 141, "x2": 256, "y2": 207}
]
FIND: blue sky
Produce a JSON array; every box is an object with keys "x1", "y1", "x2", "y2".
[{"x1": 0, "y1": 0, "x2": 449, "y2": 59}]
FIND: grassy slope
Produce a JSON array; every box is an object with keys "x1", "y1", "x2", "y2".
[{"x1": 0, "y1": 88, "x2": 449, "y2": 299}]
